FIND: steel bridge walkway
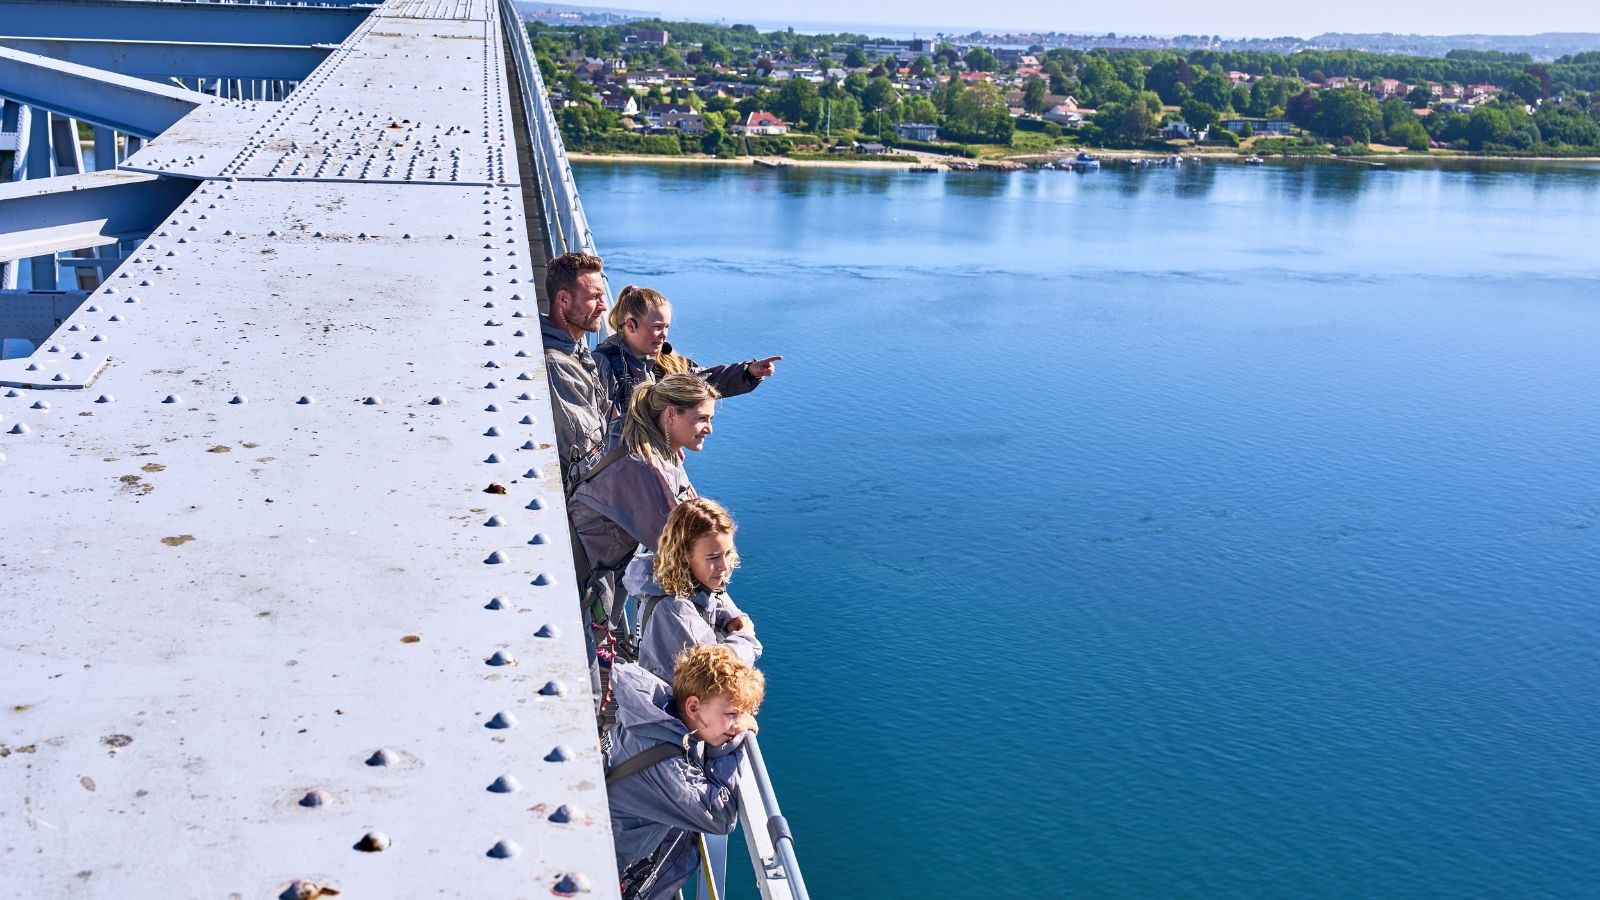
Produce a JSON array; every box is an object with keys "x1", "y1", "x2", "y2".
[{"x1": 0, "y1": 1, "x2": 611, "y2": 895}]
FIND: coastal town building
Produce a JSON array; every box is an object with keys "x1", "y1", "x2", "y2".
[
  {"x1": 735, "y1": 111, "x2": 788, "y2": 135},
  {"x1": 1222, "y1": 119, "x2": 1292, "y2": 136},
  {"x1": 625, "y1": 27, "x2": 669, "y2": 45},
  {"x1": 1043, "y1": 105, "x2": 1087, "y2": 128},
  {"x1": 895, "y1": 122, "x2": 940, "y2": 141}
]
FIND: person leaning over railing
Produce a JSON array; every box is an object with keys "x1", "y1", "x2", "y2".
[
  {"x1": 540, "y1": 251, "x2": 610, "y2": 492},
  {"x1": 595, "y1": 285, "x2": 780, "y2": 447},
  {"x1": 569, "y1": 375, "x2": 720, "y2": 647},
  {"x1": 606, "y1": 644, "x2": 762, "y2": 900},
  {"x1": 624, "y1": 498, "x2": 760, "y2": 682}
]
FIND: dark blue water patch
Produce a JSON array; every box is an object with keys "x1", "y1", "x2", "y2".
[{"x1": 575, "y1": 160, "x2": 1600, "y2": 899}]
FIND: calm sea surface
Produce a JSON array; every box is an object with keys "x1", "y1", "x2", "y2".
[{"x1": 573, "y1": 158, "x2": 1600, "y2": 899}]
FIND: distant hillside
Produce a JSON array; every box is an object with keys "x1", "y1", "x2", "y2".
[{"x1": 1310, "y1": 32, "x2": 1600, "y2": 61}]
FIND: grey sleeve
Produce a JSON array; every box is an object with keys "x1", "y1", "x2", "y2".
[
  {"x1": 630, "y1": 747, "x2": 744, "y2": 837},
  {"x1": 544, "y1": 352, "x2": 603, "y2": 468},
  {"x1": 690, "y1": 358, "x2": 762, "y2": 400},
  {"x1": 721, "y1": 628, "x2": 763, "y2": 668},
  {"x1": 639, "y1": 601, "x2": 716, "y2": 683}
]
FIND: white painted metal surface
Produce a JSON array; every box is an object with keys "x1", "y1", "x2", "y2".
[{"x1": 0, "y1": 1, "x2": 617, "y2": 896}]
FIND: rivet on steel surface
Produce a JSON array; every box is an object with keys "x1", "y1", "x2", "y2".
[
  {"x1": 484, "y1": 515, "x2": 504, "y2": 527},
  {"x1": 484, "y1": 597, "x2": 505, "y2": 610},
  {"x1": 91, "y1": 334, "x2": 105, "y2": 342},
  {"x1": 485, "y1": 711, "x2": 517, "y2": 729},
  {"x1": 486, "y1": 650, "x2": 516, "y2": 667},
  {"x1": 484, "y1": 550, "x2": 506, "y2": 565},
  {"x1": 297, "y1": 395, "x2": 315, "y2": 405},
  {"x1": 30, "y1": 400, "x2": 48, "y2": 410},
  {"x1": 229, "y1": 395, "x2": 247, "y2": 405},
  {"x1": 552, "y1": 872, "x2": 592, "y2": 895},
  {"x1": 95, "y1": 395, "x2": 114, "y2": 403},
  {"x1": 427, "y1": 396, "x2": 445, "y2": 406},
  {"x1": 365, "y1": 748, "x2": 398, "y2": 767},
  {"x1": 486, "y1": 775, "x2": 521, "y2": 794},
  {"x1": 539, "y1": 680, "x2": 566, "y2": 697},
  {"x1": 354, "y1": 832, "x2": 390, "y2": 853},
  {"x1": 544, "y1": 745, "x2": 573, "y2": 762},
  {"x1": 486, "y1": 839, "x2": 521, "y2": 859},
  {"x1": 8, "y1": 423, "x2": 29, "y2": 435},
  {"x1": 162, "y1": 394, "x2": 181, "y2": 404},
  {"x1": 484, "y1": 425, "x2": 502, "y2": 436},
  {"x1": 527, "y1": 533, "x2": 548, "y2": 546},
  {"x1": 484, "y1": 452, "x2": 503, "y2": 464},
  {"x1": 531, "y1": 572, "x2": 553, "y2": 586},
  {"x1": 71, "y1": 352, "x2": 84, "y2": 360},
  {"x1": 548, "y1": 804, "x2": 580, "y2": 824},
  {"x1": 298, "y1": 788, "x2": 333, "y2": 808},
  {"x1": 363, "y1": 396, "x2": 382, "y2": 405}
]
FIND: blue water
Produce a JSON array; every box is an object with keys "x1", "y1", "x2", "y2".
[{"x1": 574, "y1": 159, "x2": 1600, "y2": 899}]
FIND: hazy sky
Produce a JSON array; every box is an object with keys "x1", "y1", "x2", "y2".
[{"x1": 603, "y1": 0, "x2": 1595, "y2": 38}]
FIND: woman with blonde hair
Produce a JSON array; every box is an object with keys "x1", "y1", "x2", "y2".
[
  {"x1": 623, "y1": 498, "x2": 760, "y2": 682},
  {"x1": 570, "y1": 374, "x2": 720, "y2": 646},
  {"x1": 594, "y1": 285, "x2": 780, "y2": 445}
]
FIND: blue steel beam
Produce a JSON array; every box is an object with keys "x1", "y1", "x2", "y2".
[
  {"x1": 0, "y1": 46, "x2": 204, "y2": 138},
  {"x1": 0, "y1": 170, "x2": 196, "y2": 263},
  {"x1": 0, "y1": 36, "x2": 331, "y2": 82},
  {"x1": 0, "y1": 0, "x2": 369, "y2": 47}
]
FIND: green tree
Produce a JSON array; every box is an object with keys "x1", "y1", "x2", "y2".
[
  {"x1": 1191, "y1": 72, "x2": 1232, "y2": 109},
  {"x1": 1147, "y1": 57, "x2": 1190, "y2": 105},
  {"x1": 902, "y1": 96, "x2": 938, "y2": 125},
  {"x1": 1247, "y1": 77, "x2": 1274, "y2": 116},
  {"x1": 845, "y1": 46, "x2": 868, "y2": 68},
  {"x1": 1232, "y1": 83, "x2": 1250, "y2": 113},
  {"x1": 1388, "y1": 119, "x2": 1431, "y2": 150},
  {"x1": 1405, "y1": 84, "x2": 1434, "y2": 106},
  {"x1": 1023, "y1": 76, "x2": 1049, "y2": 115},
  {"x1": 659, "y1": 48, "x2": 683, "y2": 69},
  {"x1": 964, "y1": 47, "x2": 998, "y2": 72},
  {"x1": 863, "y1": 75, "x2": 896, "y2": 113},
  {"x1": 1508, "y1": 70, "x2": 1544, "y2": 104},
  {"x1": 1535, "y1": 104, "x2": 1600, "y2": 145},
  {"x1": 1117, "y1": 96, "x2": 1158, "y2": 144},
  {"x1": 1044, "y1": 61, "x2": 1072, "y2": 96},
  {"x1": 1286, "y1": 89, "x2": 1319, "y2": 129},
  {"x1": 777, "y1": 77, "x2": 822, "y2": 129},
  {"x1": 910, "y1": 55, "x2": 933, "y2": 75},
  {"x1": 1111, "y1": 55, "x2": 1145, "y2": 92},
  {"x1": 1097, "y1": 80, "x2": 1134, "y2": 106},
  {"x1": 1180, "y1": 98, "x2": 1219, "y2": 133},
  {"x1": 946, "y1": 82, "x2": 1012, "y2": 142},
  {"x1": 1315, "y1": 89, "x2": 1382, "y2": 142},
  {"x1": 821, "y1": 94, "x2": 861, "y2": 132}
]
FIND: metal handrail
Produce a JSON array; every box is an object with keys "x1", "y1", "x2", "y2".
[
  {"x1": 497, "y1": 6, "x2": 806, "y2": 897},
  {"x1": 742, "y1": 734, "x2": 810, "y2": 900}
]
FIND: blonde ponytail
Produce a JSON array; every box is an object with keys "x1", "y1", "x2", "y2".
[
  {"x1": 608, "y1": 284, "x2": 691, "y2": 375},
  {"x1": 623, "y1": 373, "x2": 720, "y2": 462}
]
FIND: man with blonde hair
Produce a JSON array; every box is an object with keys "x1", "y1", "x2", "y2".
[{"x1": 606, "y1": 644, "x2": 763, "y2": 900}]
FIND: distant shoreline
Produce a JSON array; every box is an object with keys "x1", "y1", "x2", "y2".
[
  {"x1": 569, "y1": 150, "x2": 1600, "y2": 169},
  {"x1": 568, "y1": 152, "x2": 923, "y2": 170}
]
